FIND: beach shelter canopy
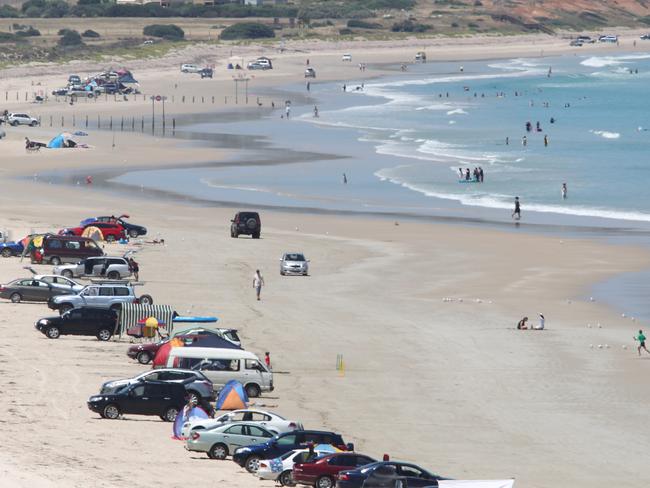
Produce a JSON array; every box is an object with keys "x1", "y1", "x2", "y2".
[
  {"x1": 216, "y1": 380, "x2": 248, "y2": 410},
  {"x1": 173, "y1": 405, "x2": 209, "y2": 440},
  {"x1": 47, "y1": 132, "x2": 77, "y2": 149},
  {"x1": 439, "y1": 481, "x2": 515, "y2": 488},
  {"x1": 81, "y1": 226, "x2": 103, "y2": 241},
  {"x1": 118, "y1": 303, "x2": 175, "y2": 337},
  {"x1": 313, "y1": 444, "x2": 343, "y2": 453}
]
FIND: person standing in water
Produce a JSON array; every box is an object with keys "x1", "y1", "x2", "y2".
[
  {"x1": 544, "y1": 135, "x2": 549, "y2": 147},
  {"x1": 562, "y1": 183, "x2": 567, "y2": 199},
  {"x1": 512, "y1": 196, "x2": 521, "y2": 220},
  {"x1": 313, "y1": 105, "x2": 319, "y2": 118},
  {"x1": 522, "y1": 136, "x2": 528, "y2": 147},
  {"x1": 253, "y1": 270, "x2": 265, "y2": 301},
  {"x1": 458, "y1": 168, "x2": 463, "y2": 179},
  {"x1": 343, "y1": 173, "x2": 348, "y2": 184}
]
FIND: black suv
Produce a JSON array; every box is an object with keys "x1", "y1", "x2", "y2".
[
  {"x1": 231, "y1": 212, "x2": 261, "y2": 239},
  {"x1": 87, "y1": 380, "x2": 186, "y2": 421},
  {"x1": 35, "y1": 307, "x2": 117, "y2": 341}
]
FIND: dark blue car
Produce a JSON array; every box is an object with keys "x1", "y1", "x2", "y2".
[
  {"x1": 336, "y1": 461, "x2": 447, "y2": 488},
  {"x1": 0, "y1": 240, "x2": 24, "y2": 258},
  {"x1": 232, "y1": 430, "x2": 352, "y2": 473}
]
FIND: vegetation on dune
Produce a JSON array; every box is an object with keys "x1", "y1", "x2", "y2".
[
  {"x1": 219, "y1": 22, "x2": 275, "y2": 40},
  {"x1": 58, "y1": 29, "x2": 83, "y2": 47},
  {"x1": 143, "y1": 24, "x2": 185, "y2": 41}
]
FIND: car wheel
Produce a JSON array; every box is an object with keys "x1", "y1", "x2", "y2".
[
  {"x1": 103, "y1": 404, "x2": 120, "y2": 419},
  {"x1": 128, "y1": 229, "x2": 139, "y2": 238},
  {"x1": 1, "y1": 248, "x2": 12, "y2": 258},
  {"x1": 97, "y1": 328, "x2": 112, "y2": 341},
  {"x1": 10, "y1": 293, "x2": 22, "y2": 303},
  {"x1": 245, "y1": 383, "x2": 261, "y2": 398},
  {"x1": 162, "y1": 406, "x2": 179, "y2": 422},
  {"x1": 139, "y1": 294, "x2": 153, "y2": 305},
  {"x1": 59, "y1": 303, "x2": 73, "y2": 314},
  {"x1": 280, "y1": 271, "x2": 285, "y2": 276},
  {"x1": 62, "y1": 269, "x2": 73, "y2": 279},
  {"x1": 10, "y1": 121, "x2": 17, "y2": 126},
  {"x1": 208, "y1": 443, "x2": 228, "y2": 460},
  {"x1": 316, "y1": 476, "x2": 334, "y2": 488},
  {"x1": 107, "y1": 271, "x2": 120, "y2": 280},
  {"x1": 245, "y1": 455, "x2": 261, "y2": 473},
  {"x1": 136, "y1": 351, "x2": 151, "y2": 364},
  {"x1": 50, "y1": 256, "x2": 62, "y2": 266},
  {"x1": 45, "y1": 326, "x2": 60, "y2": 339},
  {"x1": 279, "y1": 469, "x2": 295, "y2": 487},
  {"x1": 105, "y1": 235, "x2": 116, "y2": 243},
  {"x1": 252, "y1": 232, "x2": 260, "y2": 239},
  {"x1": 30, "y1": 121, "x2": 38, "y2": 127}
]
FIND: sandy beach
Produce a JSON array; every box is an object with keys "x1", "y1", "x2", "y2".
[{"x1": 2, "y1": 33, "x2": 650, "y2": 488}]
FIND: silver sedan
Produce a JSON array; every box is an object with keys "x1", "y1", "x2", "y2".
[
  {"x1": 280, "y1": 252, "x2": 309, "y2": 276},
  {"x1": 186, "y1": 421, "x2": 275, "y2": 460}
]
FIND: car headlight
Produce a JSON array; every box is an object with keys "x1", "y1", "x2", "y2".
[
  {"x1": 89, "y1": 396, "x2": 103, "y2": 402},
  {"x1": 235, "y1": 447, "x2": 251, "y2": 454}
]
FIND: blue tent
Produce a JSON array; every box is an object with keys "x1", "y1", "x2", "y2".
[
  {"x1": 172, "y1": 405, "x2": 209, "y2": 440},
  {"x1": 216, "y1": 380, "x2": 248, "y2": 410},
  {"x1": 47, "y1": 134, "x2": 66, "y2": 148}
]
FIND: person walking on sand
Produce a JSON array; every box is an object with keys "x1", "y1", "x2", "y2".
[
  {"x1": 129, "y1": 257, "x2": 139, "y2": 281},
  {"x1": 313, "y1": 105, "x2": 319, "y2": 118},
  {"x1": 634, "y1": 329, "x2": 650, "y2": 356},
  {"x1": 253, "y1": 269, "x2": 265, "y2": 301},
  {"x1": 512, "y1": 196, "x2": 521, "y2": 220}
]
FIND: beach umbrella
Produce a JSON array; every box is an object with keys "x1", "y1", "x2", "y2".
[{"x1": 313, "y1": 444, "x2": 343, "y2": 453}]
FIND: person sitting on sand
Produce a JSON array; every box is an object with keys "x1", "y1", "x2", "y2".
[
  {"x1": 517, "y1": 317, "x2": 529, "y2": 330},
  {"x1": 533, "y1": 313, "x2": 545, "y2": 330}
]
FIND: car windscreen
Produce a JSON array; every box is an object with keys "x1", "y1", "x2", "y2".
[
  {"x1": 101, "y1": 383, "x2": 129, "y2": 395},
  {"x1": 285, "y1": 254, "x2": 305, "y2": 261}
]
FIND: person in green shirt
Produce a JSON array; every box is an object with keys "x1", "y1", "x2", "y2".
[{"x1": 634, "y1": 330, "x2": 649, "y2": 356}]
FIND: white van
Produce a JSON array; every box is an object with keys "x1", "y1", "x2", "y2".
[{"x1": 167, "y1": 347, "x2": 273, "y2": 398}]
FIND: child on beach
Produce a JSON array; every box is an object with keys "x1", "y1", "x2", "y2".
[
  {"x1": 512, "y1": 197, "x2": 521, "y2": 220},
  {"x1": 634, "y1": 329, "x2": 649, "y2": 356}
]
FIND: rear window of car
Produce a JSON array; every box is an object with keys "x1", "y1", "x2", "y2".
[
  {"x1": 108, "y1": 258, "x2": 125, "y2": 265},
  {"x1": 114, "y1": 287, "x2": 130, "y2": 296}
]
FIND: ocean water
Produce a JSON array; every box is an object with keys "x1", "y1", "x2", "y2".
[
  {"x1": 110, "y1": 52, "x2": 650, "y2": 229},
  {"x1": 307, "y1": 54, "x2": 650, "y2": 223}
]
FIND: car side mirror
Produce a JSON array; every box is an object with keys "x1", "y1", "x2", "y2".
[{"x1": 346, "y1": 443, "x2": 354, "y2": 451}]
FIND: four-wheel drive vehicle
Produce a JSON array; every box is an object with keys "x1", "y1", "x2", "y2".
[
  {"x1": 127, "y1": 327, "x2": 241, "y2": 365},
  {"x1": 7, "y1": 113, "x2": 39, "y2": 126},
  {"x1": 181, "y1": 64, "x2": 201, "y2": 73},
  {"x1": 231, "y1": 211, "x2": 261, "y2": 239},
  {"x1": 35, "y1": 308, "x2": 117, "y2": 341},
  {"x1": 293, "y1": 452, "x2": 377, "y2": 488},
  {"x1": 31, "y1": 235, "x2": 104, "y2": 265},
  {"x1": 87, "y1": 380, "x2": 185, "y2": 421},
  {"x1": 80, "y1": 214, "x2": 147, "y2": 238},
  {"x1": 168, "y1": 347, "x2": 272, "y2": 398},
  {"x1": 53, "y1": 256, "x2": 132, "y2": 280},
  {"x1": 336, "y1": 461, "x2": 448, "y2": 488},
  {"x1": 101, "y1": 368, "x2": 214, "y2": 401},
  {"x1": 48, "y1": 282, "x2": 153, "y2": 314},
  {"x1": 199, "y1": 68, "x2": 213, "y2": 79},
  {"x1": 186, "y1": 422, "x2": 276, "y2": 460},
  {"x1": 0, "y1": 278, "x2": 71, "y2": 303},
  {"x1": 280, "y1": 252, "x2": 309, "y2": 276},
  {"x1": 232, "y1": 430, "x2": 354, "y2": 473}
]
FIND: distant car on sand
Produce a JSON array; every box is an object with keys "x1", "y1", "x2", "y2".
[{"x1": 280, "y1": 252, "x2": 309, "y2": 276}]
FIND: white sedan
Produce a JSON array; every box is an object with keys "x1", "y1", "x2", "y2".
[
  {"x1": 182, "y1": 409, "x2": 303, "y2": 439},
  {"x1": 257, "y1": 448, "x2": 330, "y2": 486}
]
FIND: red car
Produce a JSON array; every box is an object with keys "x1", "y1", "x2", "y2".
[
  {"x1": 293, "y1": 452, "x2": 376, "y2": 488},
  {"x1": 59, "y1": 222, "x2": 126, "y2": 242}
]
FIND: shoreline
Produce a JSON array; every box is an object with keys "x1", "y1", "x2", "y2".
[{"x1": 2, "y1": 34, "x2": 650, "y2": 488}]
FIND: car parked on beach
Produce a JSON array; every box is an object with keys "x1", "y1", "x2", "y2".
[
  {"x1": 181, "y1": 64, "x2": 201, "y2": 73},
  {"x1": 293, "y1": 452, "x2": 377, "y2": 488},
  {"x1": 342, "y1": 54, "x2": 352, "y2": 62},
  {"x1": 101, "y1": 368, "x2": 214, "y2": 401},
  {"x1": 31, "y1": 235, "x2": 104, "y2": 265},
  {"x1": 336, "y1": 461, "x2": 447, "y2": 488},
  {"x1": 35, "y1": 307, "x2": 118, "y2": 341},
  {"x1": 30, "y1": 273, "x2": 84, "y2": 293},
  {"x1": 126, "y1": 327, "x2": 241, "y2": 364},
  {"x1": 231, "y1": 211, "x2": 261, "y2": 239},
  {"x1": 59, "y1": 222, "x2": 126, "y2": 242},
  {"x1": 7, "y1": 113, "x2": 39, "y2": 126},
  {"x1": 181, "y1": 409, "x2": 303, "y2": 439},
  {"x1": 257, "y1": 449, "x2": 333, "y2": 486},
  {"x1": 232, "y1": 430, "x2": 353, "y2": 473},
  {"x1": 641, "y1": 33, "x2": 650, "y2": 40},
  {"x1": 48, "y1": 282, "x2": 153, "y2": 314},
  {"x1": 186, "y1": 422, "x2": 276, "y2": 459},
  {"x1": 53, "y1": 256, "x2": 132, "y2": 280},
  {"x1": 0, "y1": 240, "x2": 24, "y2": 258},
  {"x1": 87, "y1": 380, "x2": 185, "y2": 421},
  {"x1": 80, "y1": 214, "x2": 147, "y2": 238},
  {"x1": 280, "y1": 252, "x2": 309, "y2": 276},
  {"x1": 0, "y1": 278, "x2": 71, "y2": 303}
]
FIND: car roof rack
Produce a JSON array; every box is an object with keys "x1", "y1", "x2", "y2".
[{"x1": 88, "y1": 279, "x2": 145, "y2": 286}]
